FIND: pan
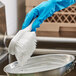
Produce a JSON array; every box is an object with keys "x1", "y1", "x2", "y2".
[{"x1": 4, "y1": 54, "x2": 75, "y2": 76}]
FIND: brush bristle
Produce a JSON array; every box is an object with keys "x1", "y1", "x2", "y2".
[
  {"x1": 8, "y1": 31, "x2": 37, "y2": 66},
  {"x1": 15, "y1": 32, "x2": 37, "y2": 66}
]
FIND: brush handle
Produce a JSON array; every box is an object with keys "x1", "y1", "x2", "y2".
[{"x1": 23, "y1": 18, "x2": 36, "y2": 32}]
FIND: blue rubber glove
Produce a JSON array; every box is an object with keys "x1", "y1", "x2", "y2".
[{"x1": 22, "y1": 0, "x2": 75, "y2": 31}]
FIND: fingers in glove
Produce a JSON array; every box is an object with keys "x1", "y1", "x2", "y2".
[
  {"x1": 32, "y1": 9, "x2": 52, "y2": 31},
  {"x1": 22, "y1": 9, "x2": 38, "y2": 29}
]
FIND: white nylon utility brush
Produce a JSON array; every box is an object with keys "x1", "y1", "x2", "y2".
[{"x1": 8, "y1": 20, "x2": 37, "y2": 66}]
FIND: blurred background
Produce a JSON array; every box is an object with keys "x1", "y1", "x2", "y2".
[{"x1": 0, "y1": 0, "x2": 76, "y2": 76}]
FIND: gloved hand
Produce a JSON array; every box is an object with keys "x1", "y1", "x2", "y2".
[{"x1": 22, "y1": 0, "x2": 75, "y2": 31}]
